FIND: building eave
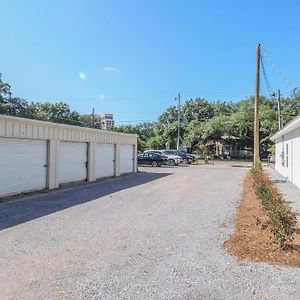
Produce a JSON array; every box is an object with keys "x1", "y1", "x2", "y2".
[{"x1": 270, "y1": 114, "x2": 300, "y2": 141}]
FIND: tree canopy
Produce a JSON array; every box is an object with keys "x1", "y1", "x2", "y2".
[{"x1": 1, "y1": 72, "x2": 299, "y2": 154}]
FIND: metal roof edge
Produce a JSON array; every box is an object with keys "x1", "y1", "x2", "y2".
[
  {"x1": 0, "y1": 114, "x2": 138, "y2": 138},
  {"x1": 270, "y1": 114, "x2": 300, "y2": 141}
]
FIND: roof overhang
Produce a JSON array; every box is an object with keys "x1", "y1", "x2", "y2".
[{"x1": 270, "y1": 114, "x2": 300, "y2": 141}]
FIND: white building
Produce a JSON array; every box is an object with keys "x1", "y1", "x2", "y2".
[
  {"x1": 271, "y1": 115, "x2": 300, "y2": 189},
  {"x1": 96, "y1": 114, "x2": 114, "y2": 130},
  {"x1": 0, "y1": 115, "x2": 137, "y2": 197}
]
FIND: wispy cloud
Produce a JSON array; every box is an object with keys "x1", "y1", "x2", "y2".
[
  {"x1": 79, "y1": 72, "x2": 86, "y2": 79},
  {"x1": 103, "y1": 66, "x2": 119, "y2": 73},
  {"x1": 99, "y1": 94, "x2": 105, "y2": 100}
]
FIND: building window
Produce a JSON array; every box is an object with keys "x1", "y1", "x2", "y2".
[{"x1": 281, "y1": 143, "x2": 285, "y2": 167}]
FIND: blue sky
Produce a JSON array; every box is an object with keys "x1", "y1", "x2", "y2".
[{"x1": 1, "y1": 0, "x2": 300, "y2": 124}]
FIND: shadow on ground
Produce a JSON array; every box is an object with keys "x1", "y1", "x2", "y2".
[{"x1": 0, "y1": 171, "x2": 171, "y2": 231}]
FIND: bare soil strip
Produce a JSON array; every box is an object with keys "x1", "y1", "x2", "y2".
[{"x1": 225, "y1": 172, "x2": 300, "y2": 268}]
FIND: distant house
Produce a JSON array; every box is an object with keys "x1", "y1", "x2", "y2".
[
  {"x1": 271, "y1": 115, "x2": 300, "y2": 189},
  {"x1": 215, "y1": 135, "x2": 252, "y2": 159},
  {"x1": 196, "y1": 135, "x2": 252, "y2": 158}
]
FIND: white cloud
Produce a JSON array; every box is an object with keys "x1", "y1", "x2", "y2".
[
  {"x1": 103, "y1": 66, "x2": 119, "y2": 72},
  {"x1": 79, "y1": 72, "x2": 86, "y2": 79},
  {"x1": 99, "y1": 94, "x2": 105, "y2": 100}
]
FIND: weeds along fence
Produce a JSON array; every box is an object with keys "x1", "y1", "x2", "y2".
[{"x1": 251, "y1": 168, "x2": 297, "y2": 247}]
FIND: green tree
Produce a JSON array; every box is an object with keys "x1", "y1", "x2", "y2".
[
  {"x1": 135, "y1": 122, "x2": 156, "y2": 141},
  {"x1": 182, "y1": 98, "x2": 214, "y2": 122},
  {"x1": 0, "y1": 73, "x2": 12, "y2": 102},
  {"x1": 113, "y1": 122, "x2": 156, "y2": 152},
  {"x1": 201, "y1": 114, "x2": 231, "y2": 142},
  {"x1": 33, "y1": 102, "x2": 81, "y2": 125},
  {"x1": 155, "y1": 106, "x2": 178, "y2": 143},
  {"x1": 228, "y1": 98, "x2": 254, "y2": 148},
  {"x1": 146, "y1": 135, "x2": 165, "y2": 149},
  {"x1": 280, "y1": 97, "x2": 300, "y2": 126},
  {"x1": 211, "y1": 100, "x2": 236, "y2": 116}
]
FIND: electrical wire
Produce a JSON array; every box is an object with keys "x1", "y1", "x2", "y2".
[
  {"x1": 262, "y1": 48, "x2": 294, "y2": 87},
  {"x1": 115, "y1": 119, "x2": 156, "y2": 124},
  {"x1": 260, "y1": 56, "x2": 274, "y2": 98}
]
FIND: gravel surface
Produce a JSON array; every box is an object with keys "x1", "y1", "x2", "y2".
[{"x1": 0, "y1": 165, "x2": 299, "y2": 299}]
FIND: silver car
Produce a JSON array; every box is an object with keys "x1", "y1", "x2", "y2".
[{"x1": 144, "y1": 150, "x2": 182, "y2": 166}]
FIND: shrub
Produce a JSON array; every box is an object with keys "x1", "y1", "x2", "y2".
[{"x1": 251, "y1": 168, "x2": 297, "y2": 247}]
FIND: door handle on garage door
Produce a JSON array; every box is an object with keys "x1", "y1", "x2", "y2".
[{"x1": 43, "y1": 164, "x2": 48, "y2": 168}]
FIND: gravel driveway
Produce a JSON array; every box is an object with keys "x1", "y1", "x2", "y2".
[{"x1": 0, "y1": 165, "x2": 299, "y2": 299}]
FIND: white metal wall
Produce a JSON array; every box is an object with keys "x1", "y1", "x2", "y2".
[
  {"x1": 275, "y1": 130, "x2": 299, "y2": 185},
  {"x1": 275, "y1": 140, "x2": 289, "y2": 179},
  {"x1": 59, "y1": 142, "x2": 87, "y2": 184},
  {"x1": 0, "y1": 115, "x2": 137, "y2": 197},
  {"x1": 95, "y1": 144, "x2": 114, "y2": 178},
  {"x1": 0, "y1": 114, "x2": 137, "y2": 145},
  {"x1": 0, "y1": 138, "x2": 47, "y2": 196},
  {"x1": 120, "y1": 144, "x2": 134, "y2": 174},
  {"x1": 292, "y1": 138, "x2": 300, "y2": 188}
]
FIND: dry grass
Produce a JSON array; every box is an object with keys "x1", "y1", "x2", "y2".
[{"x1": 225, "y1": 172, "x2": 300, "y2": 268}]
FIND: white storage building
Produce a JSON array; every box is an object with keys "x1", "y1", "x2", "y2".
[
  {"x1": 0, "y1": 115, "x2": 138, "y2": 197},
  {"x1": 271, "y1": 115, "x2": 300, "y2": 189}
]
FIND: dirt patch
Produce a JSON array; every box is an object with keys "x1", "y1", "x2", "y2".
[{"x1": 225, "y1": 172, "x2": 300, "y2": 268}]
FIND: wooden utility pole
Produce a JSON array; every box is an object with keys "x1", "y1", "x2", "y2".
[
  {"x1": 277, "y1": 90, "x2": 282, "y2": 130},
  {"x1": 254, "y1": 43, "x2": 261, "y2": 169},
  {"x1": 176, "y1": 92, "x2": 181, "y2": 150}
]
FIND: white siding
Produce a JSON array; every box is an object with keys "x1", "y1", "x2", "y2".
[
  {"x1": 292, "y1": 138, "x2": 300, "y2": 188},
  {"x1": 59, "y1": 142, "x2": 87, "y2": 184},
  {"x1": 0, "y1": 115, "x2": 137, "y2": 145},
  {"x1": 0, "y1": 138, "x2": 47, "y2": 196},
  {"x1": 0, "y1": 115, "x2": 137, "y2": 196},
  {"x1": 274, "y1": 127, "x2": 300, "y2": 188},
  {"x1": 275, "y1": 138, "x2": 289, "y2": 179},
  {"x1": 120, "y1": 145, "x2": 134, "y2": 174},
  {"x1": 95, "y1": 144, "x2": 114, "y2": 178}
]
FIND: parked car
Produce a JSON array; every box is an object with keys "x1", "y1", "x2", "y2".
[
  {"x1": 144, "y1": 150, "x2": 182, "y2": 166},
  {"x1": 162, "y1": 149, "x2": 195, "y2": 164},
  {"x1": 137, "y1": 152, "x2": 168, "y2": 167}
]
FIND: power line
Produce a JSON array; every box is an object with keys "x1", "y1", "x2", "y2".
[
  {"x1": 115, "y1": 119, "x2": 156, "y2": 124},
  {"x1": 59, "y1": 91, "x2": 254, "y2": 104},
  {"x1": 260, "y1": 56, "x2": 274, "y2": 97},
  {"x1": 262, "y1": 48, "x2": 294, "y2": 87}
]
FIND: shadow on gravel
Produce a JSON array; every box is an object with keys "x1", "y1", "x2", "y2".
[{"x1": 0, "y1": 171, "x2": 171, "y2": 231}]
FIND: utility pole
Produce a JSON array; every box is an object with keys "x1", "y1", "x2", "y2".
[
  {"x1": 277, "y1": 90, "x2": 282, "y2": 130},
  {"x1": 92, "y1": 107, "x2": 95, "y2": 128},
  {"x1": 176, "y1": 92, "x2": 181, "y2": 150},
  {"x1": 254, "y1": 43, "x2": 261, "y2": 169}
]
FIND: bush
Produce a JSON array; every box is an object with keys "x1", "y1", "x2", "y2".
[{"x1": 251, "y1": 168, "x2": 297, "y2": 247}]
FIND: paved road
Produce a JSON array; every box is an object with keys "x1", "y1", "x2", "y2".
[{"x1": 0, "y1": 165, "x2": 299, "y2": 299}]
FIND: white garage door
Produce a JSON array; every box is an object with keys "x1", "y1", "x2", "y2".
[
  {"x1": 59, "y1": 142, "x2": 87, "y2": 184},
  {"x1": 292, "y1": 139, "x2": 300, "y2": 189},
  {"x1": 120, "y1": 144, "x2": 134, "y2": 174},
  {"x1": 96, "y1": 144, "x2": 115, "y2": 178},
  {"x1": 0, "y1": 138, "x2": 47, "y2": 197}
]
